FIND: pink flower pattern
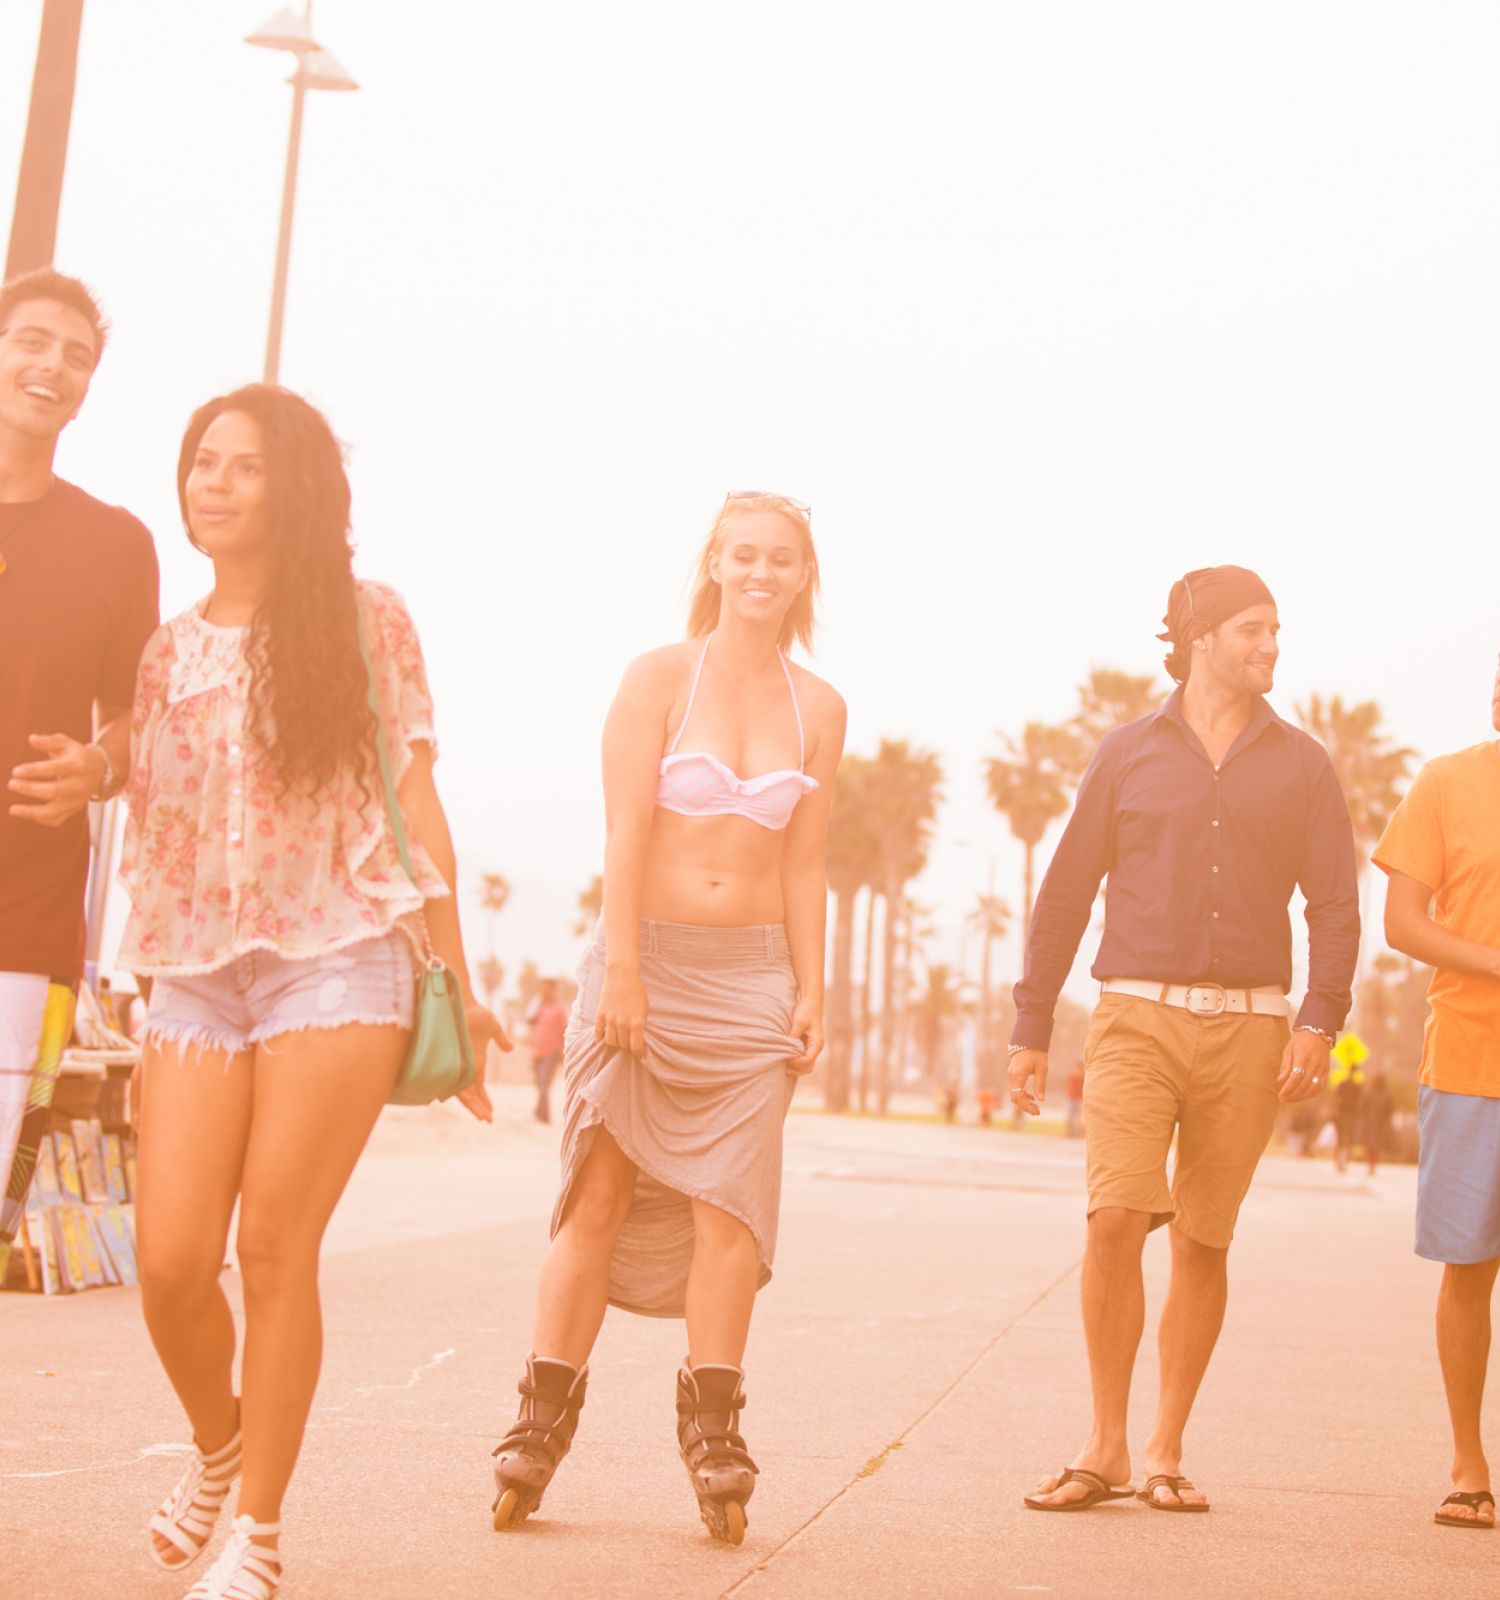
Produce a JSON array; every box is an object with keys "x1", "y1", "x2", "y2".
[{"x1": 119, "y1": 581, "x2": 448, "y2": 976}]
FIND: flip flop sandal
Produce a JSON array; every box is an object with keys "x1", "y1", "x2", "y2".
[
  {"x1": 1024, "y1": 1467, "x2": 1136, "y2": 1512},
  {"x1": 1435, "y1": 1491, "x2": 1495, "y2": 1530},
  {"x1": 1138, "y1": 1474, "x2": 1211, "y2": 1513}
]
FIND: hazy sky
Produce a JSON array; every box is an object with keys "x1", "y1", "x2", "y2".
[{"x1": 4, "y1": 2, "x2": 1496, "y2": 999}]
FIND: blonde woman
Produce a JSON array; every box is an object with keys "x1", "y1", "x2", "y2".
[{"x1": 490, "y1": 492, "x2": 845, "y2": 1544}]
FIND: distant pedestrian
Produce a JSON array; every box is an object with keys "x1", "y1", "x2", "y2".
[
  {"x1": 0, "y1": 270, "x2": 158, "y2": 1283},
  {"x1": 1334, "y1": 1067, "x2": 1364, "y2": 1173},
  {"x1": 124, "y1": 386, "x2": 508, "y2": 1599},
  {"x1": 489, "y1": 491, "x2": 844, "y2": 1545},
  {"x1": 1361, "y1": 1072, "x2": 1393, "y2": 1176},
  {"x1": 1376, "y1": 653, "x2": 1500, "y2": 1530},
  {"x1": 1065, "y1": 1062, "x2": 1085, "y2": 1138},
  {"x1": 527, "y1": 978, "x2": 569, "y2": 1123},
  {"x1": 1011, "y1": 564, "x2": 1358, "y2": 1514}
]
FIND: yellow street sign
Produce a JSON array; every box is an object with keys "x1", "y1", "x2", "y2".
[{"x1": 1332, "y1": 1032, "x2": 1370, "y2": 1069}]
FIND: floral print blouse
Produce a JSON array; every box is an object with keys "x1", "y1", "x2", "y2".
[{"x1": 119, "y1": 580, "x2": 449, "y2": 976}]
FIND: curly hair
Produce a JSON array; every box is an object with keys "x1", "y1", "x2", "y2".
[{"x1": 177, "y1": 385, "x2": 376, "y2": 799}]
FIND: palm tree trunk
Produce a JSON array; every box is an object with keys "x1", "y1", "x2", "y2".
[
  {"x1": 876, "y1": 873, "x2": 902, "y2": 1114},
  {"x1": 896, "y1": 900, "x2": 916, "y2": 1083},
  {"x1": 825, "y1": 888, "x2": 856, "y2": 1112},
  {"x1": 1023, "y1": 843, "x2": 1036, "y2": 936},
  {"x1": 856, "y1": 884, "x2": 878, "y2": 1112}
]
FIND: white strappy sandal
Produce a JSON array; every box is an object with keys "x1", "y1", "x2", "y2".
[
  {"x1": 184, "y1": 1514, "x2": 281, "y2": 1600},
  {"x1": 148, "y1": 1426, "x2": 243, "y2": 1570}
]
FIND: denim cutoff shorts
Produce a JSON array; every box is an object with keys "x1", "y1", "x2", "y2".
[{"x1": 144, "y1": 930, "x2": 415, "y2": 1057}]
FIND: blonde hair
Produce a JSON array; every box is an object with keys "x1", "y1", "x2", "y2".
[{"x1": 686, "y1": 493, "x2": 820, "y2": 654}]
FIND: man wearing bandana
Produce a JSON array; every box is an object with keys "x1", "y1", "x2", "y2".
[{"x1": 1010, "y1": 565, "x2": 1359, "y2": 1514}]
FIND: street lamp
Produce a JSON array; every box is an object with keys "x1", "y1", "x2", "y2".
[{"x1": 245, "y1": 6, "x2": 358, "y2": 385}]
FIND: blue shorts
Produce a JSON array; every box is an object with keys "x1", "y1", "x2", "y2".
[
  {"x1": 144, "y1": 931, "x2": 415, "y2": 1057},
  {"x1": 1416, "y1": 1085, "x2": 1500, "y2": 1265}
]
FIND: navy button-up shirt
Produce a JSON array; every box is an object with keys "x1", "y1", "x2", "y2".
[{"x1": 1011, "y1": 690, "x2": 1360, "y2": 1050}]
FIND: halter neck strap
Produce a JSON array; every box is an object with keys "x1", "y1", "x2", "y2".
[
  {"x1": 666, "y1": 633, "x2": 805, "y2": 769},
  {"x1": 667, "y1": 635, "x2": 714, "y2": 756}
]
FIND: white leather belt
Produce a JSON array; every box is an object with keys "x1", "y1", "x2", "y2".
[{"x1": 1101, "y1": 978, "x2": 1291, "y2": 1018}]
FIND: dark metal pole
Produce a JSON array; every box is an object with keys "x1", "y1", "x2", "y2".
[
  {"x1": 262, "y1": 64, "x2": 307, "y2": 385},
  {"x1": 5, "y1": 0, "x2": 87, "y2": 278}
]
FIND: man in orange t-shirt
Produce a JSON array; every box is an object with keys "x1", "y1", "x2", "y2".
[{"x1": 1374, "y1": 655, "x2": 1500, "y2": 1531}]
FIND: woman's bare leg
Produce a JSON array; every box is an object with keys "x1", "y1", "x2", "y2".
[
  {"x1": 135, "y1": 1037, "x2": 253, "y2": 1558},
  {"x1": 233, "y1": 1023, "x2": 404, "y2": 1534},
  {"x1": 530, "y1": 1128, "x2": 638, "y2": 1366},
  {"x1": 684, "y1": 1198, "x2": 758, "y2": 1367}
]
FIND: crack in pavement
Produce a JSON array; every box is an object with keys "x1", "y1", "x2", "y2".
[
  {"x1": 715, "y1": 1254, "x2": 1085, "y2": 1599},
  {"x1": 314, "y1": 1347, "x2": 457, "y2": 1416},
  {"x1": 5, "y1": 1348, "x2": 460, "y2": 1476},
  {"x1": 3, "y1": 1441, "x2": 194, "y2": 1481}
]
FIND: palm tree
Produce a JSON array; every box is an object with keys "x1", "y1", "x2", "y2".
[
  {"x1": 476, "y1": 955, "x2": 505, "y2": 1012},
  {"x1": 984, "y1": 722, "x2": 1078, "y2": 933},
  {"x1": 913, "y1": 962, "x2": 962, "y2": 1082},
  {"x1": 869, "y1": 740, "x2": 944, "y2": 1113},
  {"x1": 479, "y1": 872, "x2": 511, "y2": 922},
  {"x1": 1066, "y1": 667, "x2": 1166, "y2": 776},
  {"x1": 896, "y1": 896, "x2": 937, "y2": 1089},
  {"x1": 966, "y1": 891, "x2": 1012, "y2": 1071},
  {"x1": 1295, "y1": 695, "x2": 1416, "y2": 876},
  {"x1": 824, "y1": 756, "x2": 880, "y2": 1113},
  {"x1": 573, "y1": 872, "x2": 604, "y2": 937}
]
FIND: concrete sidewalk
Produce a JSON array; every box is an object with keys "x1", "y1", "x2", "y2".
[{"x1": 2, "y1": 1093, "x2": 1493, "y2": 1598}]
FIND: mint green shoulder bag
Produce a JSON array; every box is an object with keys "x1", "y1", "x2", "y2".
[{"x1": 358, "y1": 620, "x2": 476, "y2": 1106}]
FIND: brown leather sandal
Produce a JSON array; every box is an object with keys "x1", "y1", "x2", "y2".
[
  {"x1": 1137, "y1": 1473, "x2": 1211, "y2": 1513},
  {"x1": 1023, "y1": 1467, "x2": 1136, "y2": 1512},
  {"x1": 1434, "y1": 1490, "x2": 1495, "y2": 1530}
]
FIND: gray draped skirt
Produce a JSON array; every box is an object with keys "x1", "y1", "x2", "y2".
[{"x1": 551, "y1": 919, "x2": 800, "y2": 1318}]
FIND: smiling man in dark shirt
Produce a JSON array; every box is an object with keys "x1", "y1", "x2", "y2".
[
  {"x1": 1013, "y1": 565, "x2": 1358, "y2": 1516},
  {"x1": 0, "y1": 270, "x2": 158, "y2": 1281}
]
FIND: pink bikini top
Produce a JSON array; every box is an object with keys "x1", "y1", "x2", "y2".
[{"x1": 657, "y1": 635, "x2": 820, "y2": 831}]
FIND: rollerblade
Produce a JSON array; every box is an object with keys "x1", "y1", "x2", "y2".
[
  {"x1": 490, "y1": 1356, "x2": 588, "y2": 1530},
  {"x1": 675, "y1": 1363, "x2": 758, "y2": 1545}
]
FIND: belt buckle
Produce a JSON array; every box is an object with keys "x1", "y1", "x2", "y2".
[{"x1": 1184, "y1": 983, "x2": 1227, "y2": 1016}]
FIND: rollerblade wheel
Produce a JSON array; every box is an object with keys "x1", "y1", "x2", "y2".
[
  {"x1": 492, "y1": 1487, "x2": 525, "y2": 1531},
  {"x1": 722, "y1": 1500, "x2": 746, "y2": 1546}
]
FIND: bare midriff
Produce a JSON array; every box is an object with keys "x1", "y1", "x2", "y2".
[{"x1": 638, "y1": 809, "x2": 788, "y2": 926}]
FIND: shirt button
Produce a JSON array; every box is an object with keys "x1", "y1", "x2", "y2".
[
  {"x1": 1212, "y1": 865, "x2": 1220, "y2": 873},
  {"x1": 1212, "y1": 820, "x2": 1220, "y2": 827},
  {"x1": 1212, "y1": 911, "x2": 1220, "y2": 919}
]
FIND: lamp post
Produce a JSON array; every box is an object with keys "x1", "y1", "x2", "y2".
[{"x1": 245, "y1": 6, "x2": 358, "y2": 385}]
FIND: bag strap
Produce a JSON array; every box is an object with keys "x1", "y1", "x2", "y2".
[{"x1": 356, "y1": 610, "x2": 418, "y2": 887}]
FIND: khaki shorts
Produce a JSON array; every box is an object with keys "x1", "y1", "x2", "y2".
[{"x1": 1082, "y1": 992, "x2": 1290, "y2": 1248}]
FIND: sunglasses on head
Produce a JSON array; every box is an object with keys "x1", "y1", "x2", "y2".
[{"x1": 725, "y1": 490, "x2": 812, "y2": 520}]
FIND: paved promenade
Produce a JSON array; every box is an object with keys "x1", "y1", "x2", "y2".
[{"x1": 3, "y1": 1088, "x2": 1493, "y2": 1599}]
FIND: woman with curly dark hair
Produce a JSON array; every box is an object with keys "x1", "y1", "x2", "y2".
[{"x1": 118, "y1": 385, "x2": 507, "y2": 1600}]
